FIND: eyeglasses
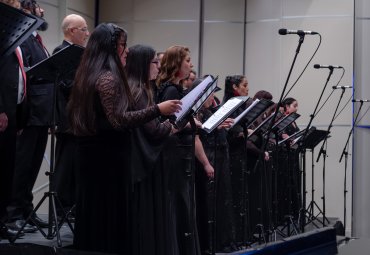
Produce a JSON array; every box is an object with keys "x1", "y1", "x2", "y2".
[{"x1": 72, "y1": 27, "x2": 89, "y2": 32}]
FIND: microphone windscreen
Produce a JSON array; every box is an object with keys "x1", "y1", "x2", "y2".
[
  {"x1": 313, "y1": 64, "x2": 320, "y2": 69},
  {"x1": 278, "y1": 28, "x2": 287, "y2": 35}
]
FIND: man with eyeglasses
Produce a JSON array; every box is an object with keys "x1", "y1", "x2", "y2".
[
  {"x1": 52, "y1": 14, "x2": 89, "y2": 222},
  {"x1": 54, "y1": 14, "x2": 90, "y2": 52},
  {"x1": 6, "y1": 0, "x2": 52, "y2": 233}
]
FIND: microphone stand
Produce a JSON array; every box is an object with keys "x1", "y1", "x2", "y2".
[
  {"x1": 315, "y1": 87, "x2": 346, "y2": 227},
  {"x1": 339, "y1": 101, "x2": 364, "y2": 234},
  {"x1": 254, "y1": 34, "x2": 305, "y2": 241},
  {"x1": 298, "y1": 67, "x2": 334, "y2": 232}
]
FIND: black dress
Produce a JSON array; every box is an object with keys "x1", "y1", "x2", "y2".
[
  {"x1": 277, "y1": 121, "x2": 301, "y2": 221},
  {"x1": 157, "y1": 82, "x2": 200, "y2": 255},
  {"x1": 73, "y1": 72, "x2": 163, "y2": 254},
  {"x1": 129, "y1": 90, "x2": 172, "y2": 255},
  {"x1": 195, "y1": 106, "x2": 236, "y2": 253}
]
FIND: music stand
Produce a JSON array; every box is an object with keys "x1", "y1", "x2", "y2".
[
  {"x1": 298, "y1": 127, "x2": 330, "y2": 229},
  {"x1": 278, "y1": 128, "x2": 306, "y2": 146},
  {"x1": 270, "y1": 113, "x2": 301, "y2": 238},
  {"x1": 273, "y1": 112, "x2": 301, "y2": 136},
  {"x1": 248, "y1": 112, "x2": 284, "y2": 139},
  {"x1": 11, "y1": 44, "x2": 84, "y2": 247},
  {"x1": 221, "y1": 99, "x2": 273, "y2": 246},
  {"x1": 0, "y1": 2, "x2": 43, "y2": 57}
]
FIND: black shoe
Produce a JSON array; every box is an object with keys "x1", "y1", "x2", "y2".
[
  {"x1": 0, "y1": 225, "x2": 25, "y2": 239},
  {"x1": 7, "y1": 219, "x2": 37, "y2": 233},
  {"x1": 29, "y1": 214, "x2": 49, "y2": 228}
]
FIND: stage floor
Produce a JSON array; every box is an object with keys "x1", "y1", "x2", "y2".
[{"x1": 0, "y1": 215, "x2": 358, "y2": 254}]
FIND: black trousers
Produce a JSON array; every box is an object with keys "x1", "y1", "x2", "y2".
[
  {"x1": 0, "y1": 126, "x2": 16, "y2": 221},
  {"x1": 7, "y1": 126, "x2": 48, "y2": 220}
]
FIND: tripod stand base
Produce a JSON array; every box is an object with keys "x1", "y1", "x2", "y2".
[{"x1": 10, "y1": 191, "x2": 74, "y2": 247}]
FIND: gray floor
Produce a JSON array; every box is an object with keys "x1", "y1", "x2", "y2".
[
  {"x1": 0, "y1": 214, "x2": 73, "y2": 248},
  {"x1": 0, "y1": 215, "x2": 351, "y2": 254}
]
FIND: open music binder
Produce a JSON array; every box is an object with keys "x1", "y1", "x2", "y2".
[
  {"x1": 0, "y1": 2, "x2": 44, "y2": 57},
  {"x1": 175, "y1": 75, "x2": 218, "y2": 128},
  {"x1": 273, "y1": 112, "x2": 300, "y2": 135},
  {"x1": 192, "y1": 76, "x2": 219, "y2": 113},
  {"x1": 228, "y1": 98, "x2": 274, "y2": 130},
  {"x1": 201, "y1": 96, "x2": 249, "y2": 133},
  {"x1": 248, "y1": 111, "x2": 283, "y2": 138}
]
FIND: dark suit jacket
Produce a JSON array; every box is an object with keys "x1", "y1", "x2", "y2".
[
  {"x1": 0, "y1": 53, "x2": 21, "y2": 128},
  {"x1": 53, "y1": 40, "x2": 71, "y2": 54},
  {"x1": 21, "y1": 34, "x2": 54, "y2": 126}
]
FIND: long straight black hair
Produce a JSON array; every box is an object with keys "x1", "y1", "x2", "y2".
[
  {"x1": 125, "y1": 44, "x2": 156, "y2": 107},
  {"x1": 68, "y1": 23, "x2": 133, "y2": 136}
]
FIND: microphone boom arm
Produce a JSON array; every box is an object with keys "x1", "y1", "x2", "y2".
[
  {"x1": 316, "y1": 86, "x2": 346, "y2": 162},
  {"x1": 339, "y1": 102, "x2": 364, "y2": 162}
]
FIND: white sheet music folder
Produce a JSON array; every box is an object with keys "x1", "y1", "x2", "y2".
[
  {"x1": 228, "y1": 99, "x2": 260, "y2": 129},
  {"x1": 175, "y1": 75, "x2": 213, "y2": 126},
  {"x1": 202, "y1": 96, "x2": 249, "y2": 133}
]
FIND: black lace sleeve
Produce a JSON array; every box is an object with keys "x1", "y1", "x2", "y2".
[
  {"x1": 135, "y1": 91, "x2": 171, "y2": 139},
  {"x1": 95, "y1": 72, "x2": 160, "y2": 129}
]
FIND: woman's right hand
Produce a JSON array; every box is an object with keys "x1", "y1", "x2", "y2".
[{"x1": 158, "y1": 100, "x2": 182, "y2": 115}]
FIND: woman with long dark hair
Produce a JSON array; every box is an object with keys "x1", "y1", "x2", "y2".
[
  {"x1": 68, "y1": 23, "x2": 181, "y2": 254},
  {"x1": 125, "y1": 44, "x2": 178, "y2": 255}
]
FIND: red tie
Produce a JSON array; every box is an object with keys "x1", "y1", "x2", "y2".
[
  {"x1": 15, "y1": 47, "x2": 27, "y2": 100},
  {"x1": 35, "y1": 33, "x2": 49, "y2": 56}
]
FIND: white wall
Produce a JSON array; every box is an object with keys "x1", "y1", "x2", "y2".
[{"x1": 246, "y1": 0, "x2": 354, "y2": 235}]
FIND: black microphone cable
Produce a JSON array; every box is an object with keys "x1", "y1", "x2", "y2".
[
  {"x1": 314, "y1": 68, "x2": 346, "y2": 118},
  {"x1": 283, "y1": 33, "x2": 322, "y2": 99},
  {"x1": 333, "y1": 95, "x2": 354, "y2": 121}
]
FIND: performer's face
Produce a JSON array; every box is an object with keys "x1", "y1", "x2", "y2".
[
  {"x1": 234, "y1": 78, "x2": 249, "y2": 96},
  {"x1": 149, "y1": 57, "x2": 160, "y2": 81},
  {"x1": 286, "y1": 101, "x2": 298, "y2": 114},
  {"x1": 178, "y1": 54, "x2": 193, "y2": 80},
  {"x1": 117, "y1": 36, "x2": 128, "y2": 67},
  {"x1": 34, "y1": 3, "x2": 44, "y2": 18},
  {"x1": 71, "y1": 20, "x2": 90, "y2": 46}
]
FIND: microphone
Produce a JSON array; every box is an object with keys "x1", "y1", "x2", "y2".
[
  {"x1": 332, "y1": 86, "x2": 352, "y2": 89},
  {"x1": 279, "y1": 28, "x2": 318, "y2": 35},
  {"x1": 352, "y1": 99, "x2": 370, "y2": 102},
  {"x1": 314, "y1": 64, "x2": 343, "y2": 69}
]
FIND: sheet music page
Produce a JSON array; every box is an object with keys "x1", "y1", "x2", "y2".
[
  {"x1": 175, "y1": 75, "x2": 213, "y2": 119},
  {"x1": 230, "y1": 99, "x2": 260, "y2": 128},
  {"x1": 202, "y1": 97, "x2": 244, "y2": 130}
]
